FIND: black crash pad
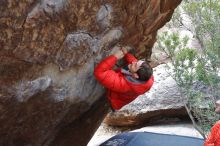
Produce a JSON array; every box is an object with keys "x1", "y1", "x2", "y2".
[{"x1": 100, "y1": 132, "x2": 204, "y2": 146}]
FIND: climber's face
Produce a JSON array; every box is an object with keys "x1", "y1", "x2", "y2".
[
  {"x1": 215, "y1": 100, "x2": 220, "y2": 114},
  {"x1": 128, "y1": 60, "x2": 144, "y2": 73}
]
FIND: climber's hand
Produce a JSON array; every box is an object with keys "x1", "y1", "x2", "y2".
[{"x1": 120, "y1": 47, "x2": 128, "y2": 55}]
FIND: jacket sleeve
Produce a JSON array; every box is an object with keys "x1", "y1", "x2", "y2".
[
  {"x1": 94, "y1": 55, "x2": 130, "y2": 93},
  {"x1": 124, "y1": 53, "x2": 138, "y2": 64},
  {"x1": 204, "y1": 123, "x2": 218, "y2": 146}
]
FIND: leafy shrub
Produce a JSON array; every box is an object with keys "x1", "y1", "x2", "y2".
[{"x1": 157, "y1": 30, "x2": 220, "y2": 137}]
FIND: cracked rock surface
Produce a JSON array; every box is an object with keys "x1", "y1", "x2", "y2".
[{"x1": 0, "y1": 0, "x2": 181, "y2": 146}]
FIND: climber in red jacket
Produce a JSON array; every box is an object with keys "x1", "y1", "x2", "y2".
[
  {"x1": 204, "y1": 100, "x2": 220, "y2": 146},
  {"x1": 94, "y1": 47, "x2": 154, "y2": 110}
]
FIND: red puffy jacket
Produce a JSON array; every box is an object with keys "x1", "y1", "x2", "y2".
[
  {"x1": 204, "y1": 120, "x2": 220, "y2": 146},
  {"x1": 94, "y1": 53, "x2": 154, "y2": 110}
]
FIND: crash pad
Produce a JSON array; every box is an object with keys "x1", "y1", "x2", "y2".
[{"x1": 100, "y1": 132, "x2": 204, "y2": 146}]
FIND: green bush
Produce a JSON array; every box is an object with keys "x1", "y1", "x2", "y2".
[
  {"x1": 157, "y1": 1, "x2": 220, "y2": 137},
  {"x1": 157, "y1": 30, "x2": 220, "y2": 137},
  {"x1": 155, "y1": 0, "x2": 220, "y2": 137}
]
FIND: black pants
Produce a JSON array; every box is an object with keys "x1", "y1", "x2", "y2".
[{"x1": 106, "y1": 97, "x2": 115, "y2": 112}]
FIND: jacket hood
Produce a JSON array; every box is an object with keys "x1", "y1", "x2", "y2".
[{"x1": 126, "y1": 75, "x2": 154, "y2": 94}]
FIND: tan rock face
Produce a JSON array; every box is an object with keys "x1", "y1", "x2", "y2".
[{"x1": 0, "y1": 0, "x2": 181, "y2": 146}]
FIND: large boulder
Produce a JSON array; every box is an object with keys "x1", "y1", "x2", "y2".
[
  {"x1": 104, "y1": 64, "x2": 188, "y2": 126},
  {"x1": 0, "y1": 0, "x2": 182, "y2": 146}
]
